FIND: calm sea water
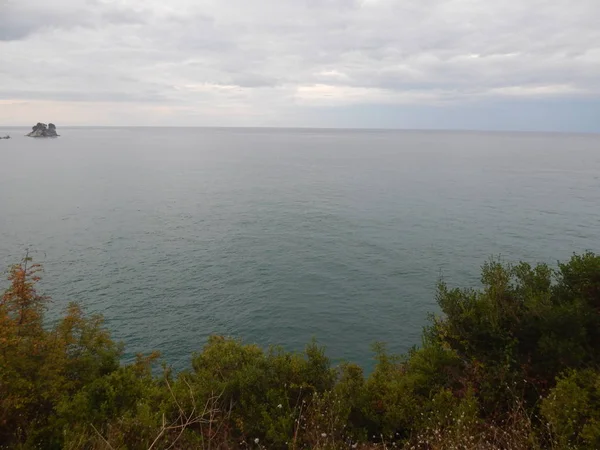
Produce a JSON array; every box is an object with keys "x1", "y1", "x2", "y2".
[{"x1": 1, "y1": 127, "x2": 599, "y2": 370}]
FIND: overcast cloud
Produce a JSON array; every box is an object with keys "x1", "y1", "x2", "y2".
[{"x1": 1, "y1": 0, "x2": 599, "y2": 130}]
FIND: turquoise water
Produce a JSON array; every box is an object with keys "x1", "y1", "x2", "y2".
[{"x1": 1, "y1": 127, "x2": 599, "y2": 370}]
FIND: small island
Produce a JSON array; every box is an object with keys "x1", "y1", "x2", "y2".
[
  {"x1": 0, "y1": 135, "x2": 10, "y2": 139},
  {"x1": 26, "y1": 122, "x2": 59, "y2": 137}
]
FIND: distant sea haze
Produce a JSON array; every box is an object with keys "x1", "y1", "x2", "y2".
[{"x1": 1, "y1": 127, "x2": 598, "y2": 370}]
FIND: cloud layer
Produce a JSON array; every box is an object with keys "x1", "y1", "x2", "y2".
[{"x1": 1, "y1": 0, "x2": 599, "y2": 129}]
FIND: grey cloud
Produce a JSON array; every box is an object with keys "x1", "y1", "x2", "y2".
[
  {"x1": 0, "y1": 22, "x2": 34, "y2": 41},
  {"x1": 229, "y1": 74, "x2": 280, "y2": 88},
  {"x1": 0, "y1": 89, "x2": 169, "y2": 103},
  {"x1": 0, "y1": 0, "x2": 147, "y2": 41},
  {"x1": 0, "y1": 10, "x2": 80, "y2": 40},
  {"x1": 1, "y1": 0, "x2": 599, "y2": 126},
  {"x1": 99, "y1": 9, "x2": 146, "y2": 25}
]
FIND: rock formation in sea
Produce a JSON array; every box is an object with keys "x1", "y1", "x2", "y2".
[
  {"x1": 26, "y1": 123, "x2": 59, "y2": 137},
  {"x1": 0, "y1": 135, "x2": 10, "y2": 139}
]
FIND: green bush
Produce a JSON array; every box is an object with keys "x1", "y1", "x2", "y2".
[
  {"x1": 173, "y1": 336, "x2": 336, "y2": 447},
  {"x1": 0, "y1": 258, "x2": 122, "y2": 448},
  {"x1": 541, "y1": 369, "x2": 600, "y2": 449},
  {"x1": 56, "y1": 353, "x2": 163, "y2": 449},
  {"x1": 431, "y1": 254, "x2": 600, "y2": 414},
  {"x1": 1, "y1": 252, "x2": 599, "y2": 449}
]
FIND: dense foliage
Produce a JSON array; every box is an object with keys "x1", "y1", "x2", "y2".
[{"x1": 1, "y1": 252, "x2": 599, "y2": 449}]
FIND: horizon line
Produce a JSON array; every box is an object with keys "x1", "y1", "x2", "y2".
[{"x1": 2, "y1": 125, "x2": 599, "y2": 136}]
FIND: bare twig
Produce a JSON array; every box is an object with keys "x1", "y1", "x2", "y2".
[
  {"x1": 90, "y1": 423, "x2": 115, "y2": 450},
  {"x1": 147, "y1": 414, "x2": 167, "y2": 450}
]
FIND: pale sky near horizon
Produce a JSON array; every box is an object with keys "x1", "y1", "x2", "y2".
[{"x1": 1, "y1": 0, "x2": 599, "y2": 131}]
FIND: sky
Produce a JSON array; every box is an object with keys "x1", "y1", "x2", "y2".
[{"x1": 1, "y1": 0, "x2": 600, "y2": 131}]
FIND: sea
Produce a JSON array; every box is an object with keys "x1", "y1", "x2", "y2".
[{"x1": 0, "y1": 127, "x2": 598, "y2": 371}]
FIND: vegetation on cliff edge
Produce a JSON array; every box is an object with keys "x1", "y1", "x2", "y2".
[{"x1": 1, "y1": 252, "x2": 599, "y2": 449}]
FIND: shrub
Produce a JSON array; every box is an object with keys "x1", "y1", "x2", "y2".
[
  {"x1": 1, "y1": 252, "x2": 599, "y2": 449},
  {"x1": 541, "y1": 369, "x2": 600, "y2": 449},
  {"x1": 168, "y1": 336, "x2": 336, "y2": 448},
  {"x1": 431, "y1": 254, "x2": 600, "y2": 414},
  {"x1": 0, "y1": 257, "x2": 122, "y2": 447}
]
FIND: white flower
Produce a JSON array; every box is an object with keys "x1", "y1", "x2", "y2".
[
  {"x1": 321, "y1": 433, "x2": 327, "y2": 438},
  {"x1": 277, "y1": 404, "x2": 282, "y2": 409},
  {"x1": 254, "y1": 438, "x2": 259, "y2": 444}
]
